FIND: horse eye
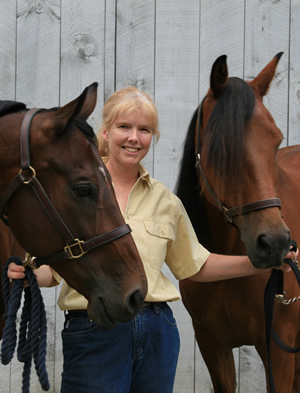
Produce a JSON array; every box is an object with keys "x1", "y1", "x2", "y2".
[{"x1": 74, "y1": 184, "x2": 92, "y2": 198}]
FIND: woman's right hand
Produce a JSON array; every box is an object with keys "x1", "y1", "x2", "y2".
[{"x1": 7, "y1": 262, "x2": 26, "y2": 280}]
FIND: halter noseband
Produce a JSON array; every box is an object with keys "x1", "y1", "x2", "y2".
[
  {"x1": 0, "y1": 108, "x2": 131, "y2": 267},
  {"x1": 194, "y1": 104, "x2": 282, "y2": 224}
]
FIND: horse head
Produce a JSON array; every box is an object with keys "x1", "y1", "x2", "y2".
[
  {"x1": 0, "y1": 84, "x2": 147, "y2": 328},
  {"x1": 196, "y1": 53, "x2": 290, "y2": 268}
]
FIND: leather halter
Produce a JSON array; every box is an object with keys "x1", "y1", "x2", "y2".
[
  {"x1": 0, "y1": 108, "x2": 132, "y2": 267},
  {"x1": 194, "y1": 104, "x2": 282, "y2": 224}
]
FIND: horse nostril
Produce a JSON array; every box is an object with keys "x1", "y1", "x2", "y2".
[
  {"x1": 127, "y1": 289, "x2": 144, "y2": 314},
  {"x1": 256, "y1": 229, "x2": 291, "y2": 259},
  {"x1": 256, "y1": 234, "x2": 272, "y2": 257}
]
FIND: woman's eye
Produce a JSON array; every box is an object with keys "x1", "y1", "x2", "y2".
[{"x1": 74, "y1": 185, "x2": 92, "y2": 198}]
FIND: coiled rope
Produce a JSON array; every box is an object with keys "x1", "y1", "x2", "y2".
[{"x1": 1, "y1": 255, "x2": 49, "y2": 392}]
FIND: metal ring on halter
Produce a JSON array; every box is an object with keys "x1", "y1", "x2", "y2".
[
  {"x1": 19, "y1": 166, "x2": 36, "y2": 184},
  {"x1": 23, "y1": 253, "x2": 38, "y2": 269}
]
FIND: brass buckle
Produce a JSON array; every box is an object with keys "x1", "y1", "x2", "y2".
[
  {"x1": 222, "y1": 206, "x2": 233, "y2": 224},
  {"x1": 64, "y1": 239, "x2": 87, "y2": 259}
]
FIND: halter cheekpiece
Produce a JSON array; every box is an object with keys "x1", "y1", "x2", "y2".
[{"x1": 0, "y1": 108, "x2": 132, "y2": 267}]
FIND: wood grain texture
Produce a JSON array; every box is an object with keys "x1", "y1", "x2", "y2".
[
  {"x1": 244, "y1": 0, "x2": 290, "y2": 144},
  {"x1": 60, "y1": 0, "x2": 105, "y2": 131},
  {"x1": 16, "y1": 0, "x2": 61, "y2": 108},
  {"x1": 289, "y1": 0, "x2": 300, "y2": 145},
  {"x1": 154, "y1": 1, "x2": 200, "y2": 391},
  {"x1": 0, "y1": 1, "x2": 16, "y2": 100}
]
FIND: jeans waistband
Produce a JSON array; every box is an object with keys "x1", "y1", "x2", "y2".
[{"x1": 65, "y1": 302, "x2": 167, "y2": 319}]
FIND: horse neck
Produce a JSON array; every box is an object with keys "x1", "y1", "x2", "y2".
[{"x1": 0, "y1": 114, "x2": 23, "y2": 191}]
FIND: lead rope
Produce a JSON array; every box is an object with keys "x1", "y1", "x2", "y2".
[
  {"x1": 264, "y1": 240, "x2": 299, "y2": 393},
  {"x1": 1, "y1": 255, "x2": 49, "y2": 392}
]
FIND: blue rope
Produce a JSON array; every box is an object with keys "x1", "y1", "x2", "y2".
[{"x1": 1, "y1": 255, "x2": 50, "y2": 392}]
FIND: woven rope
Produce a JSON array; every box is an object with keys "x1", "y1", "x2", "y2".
[{"x1": 1, "y1": 255, "x2": 49, "y2": 392}]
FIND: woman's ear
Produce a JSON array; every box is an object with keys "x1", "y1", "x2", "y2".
[{"x1": 102, "y1": 129, "x2": 109, "y2": 141}]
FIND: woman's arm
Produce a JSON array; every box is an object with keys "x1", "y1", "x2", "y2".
[
  {"x1": 189, "y1": 248, "x2": 298, "y2": 282},
  {"x1": 7, "y1": 262, "x2": 57, "y2": 287}
]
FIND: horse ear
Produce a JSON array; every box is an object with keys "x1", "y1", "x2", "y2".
[
  {"x1": 53, "y1": 82, "x2": 98, "y2": 130},
  {"x1": 250, "y1": 52, "x2": 283, "y2": 97},
  {"x1": 210, "y1": 55, "x2": 228, "y2": 98}
]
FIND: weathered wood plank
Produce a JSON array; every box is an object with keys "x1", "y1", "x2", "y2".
[
  {"x1": 104, "y1": 0, "x2": 117, "y2": 102},
  {"x1": 16, "y1": 0, "x2": 61, "y2": 108},
  {"x1": 54, "y1": 285, "x2": 64, "y2": 393},
  {"x1": 289, "y1": 0, "x2": 300, "y2": 145},
  {"x1": 244, "y1": 0, "x2": 290, "y2": 146},
  {"x1": 60, "y1": 0, "x2": 106, "y2": 132},
  {"x1": 154, "y1": 1, "x2": 200, "y2": 392},
  {"x1": 198, "y1": 0, "x2": 245, "y2": 99},
  {"x1": 115, "y1": 0, "x2": 155, "y2": 175},
  {"x1": 155, "y1": 0, "x2": 200, "y2": 191},
  {"x1": 0, "y1": 0, "x2": 16, "y2": 100}
]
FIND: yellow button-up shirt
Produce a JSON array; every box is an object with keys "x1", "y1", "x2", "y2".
[{"x1": 52, "y1": 165, "x2": 210, "y2": 310}]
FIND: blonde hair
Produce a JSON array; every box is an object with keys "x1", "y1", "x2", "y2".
[{"x1": 97, "y1": 86, "x2": 160, "y2": 156}]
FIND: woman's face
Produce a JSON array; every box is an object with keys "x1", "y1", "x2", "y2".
[{"x1": 103, "y1": 110, "x2": 153, "y2": 169}]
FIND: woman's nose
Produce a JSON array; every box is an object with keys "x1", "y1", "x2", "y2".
[{"x1": 128, "y1": 128, "x2": 138, "y2": 140}]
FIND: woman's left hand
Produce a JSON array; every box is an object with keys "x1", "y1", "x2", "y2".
[{"x1": 281, "y1": 246, "x2": 299, "y2": 273}]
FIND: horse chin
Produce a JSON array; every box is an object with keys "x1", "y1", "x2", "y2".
[
  {"x1": 87, "y1": 294, "x2": 141, "y2": 329},
  {"x1": 87, "y1": 302, "x2": 118, "y2": 330},
  {"x1": 241, "y1": 224, "x2": 291, "y2": 269},
  {"x1": 247, "y1": 248, "x2": 289, "y2": 269}
]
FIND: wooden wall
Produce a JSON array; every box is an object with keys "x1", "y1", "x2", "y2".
[{"x1": 1, "y1": 1, "x2": 300, "y2": 392}]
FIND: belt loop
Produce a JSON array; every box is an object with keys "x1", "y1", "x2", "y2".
[{"x1": 152, "y1": 303, "x2": 161, "y2": 314}]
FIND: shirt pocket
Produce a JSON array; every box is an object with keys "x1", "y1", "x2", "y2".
[{"x1": 143, "y1": 220, "x2": 175, "y2": 270}]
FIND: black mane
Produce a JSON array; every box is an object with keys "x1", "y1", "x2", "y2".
[
  {"x1": 175, "y1": 108, "x2": 204, "y2": 239},
  {"x1": 202, "y1": 77, "x2": 255, "y2": 189},
  {"x1": 72, "y1": 116, "x2": 96, "y2": 142},
  {"x1": 48, "y1": 107, "x2": 97, "y2": 144},
  {"x1": 0, "y1": 101, "x2": 26, "y2": 117},
  {"x1": 175, "y1": 77, "x2": 255, "y2": 238}
]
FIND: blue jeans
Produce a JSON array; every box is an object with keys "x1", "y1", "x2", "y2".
[{"x1": 60, "y1": 302, "x2": 180, "y2": 393}]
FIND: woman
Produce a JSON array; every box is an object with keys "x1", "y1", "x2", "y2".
[{"x1": 8, "y1": 86, "x2": 297, "y2": 393}]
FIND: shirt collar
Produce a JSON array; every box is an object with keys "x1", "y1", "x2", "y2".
[
  {"x1": 138, "y1": 163, "x2": 153, "y2": 189},
  {"x1": 101, "y1": 157, "x2": 153, "y2": 189}
]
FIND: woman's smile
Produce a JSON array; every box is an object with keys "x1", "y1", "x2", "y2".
[{"x1": 103, "y1": 111, "x2": 153, "y2": 169}]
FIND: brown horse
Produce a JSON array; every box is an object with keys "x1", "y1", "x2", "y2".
[
  {"x1": 0, "y1": 84, "x2": 147, "y2": 330},
  {"x1": 0, "y1": 222, "x2": 25, "y2": 339},
  {"x1": 176, "y1": 54, "x2": 300, "y2": 392}
]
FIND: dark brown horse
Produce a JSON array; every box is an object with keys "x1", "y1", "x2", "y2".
[
  {"x1": 0, "y1": 84, "x2": 147, "y2": 330},
  {"x1": 0, "y1": 222, "x2": 25, "y2": 339},
  {"x1": 176, "y1": 54, "x2": 300, "y2": 392}
]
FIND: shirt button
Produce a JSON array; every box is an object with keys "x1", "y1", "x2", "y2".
[{"x1": 161, "y1": 231, "x2": 165, "y2": 235}]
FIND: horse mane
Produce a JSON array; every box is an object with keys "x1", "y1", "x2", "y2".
[
  {"x1": 0, "y1": 102, "x2": 96, "y2": 144},
  {"x1": 47, "y1": 107, "x2": 97, "y2": 144},
  {"x1": 71, "y1": 116, "x2": 96, "y2": 142},
  {"x1": 0, "y1": 101, "x2": 26, "y2": 117},
  {"x1": 175, "y1": 77, "x2": 255, "y2": 238},
  {"x1": 202, "y1": 77, "x2": 255, "y2": 193},
  {"x1": 175, "y1": 108, "x2": 206, "y2": 240}
]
